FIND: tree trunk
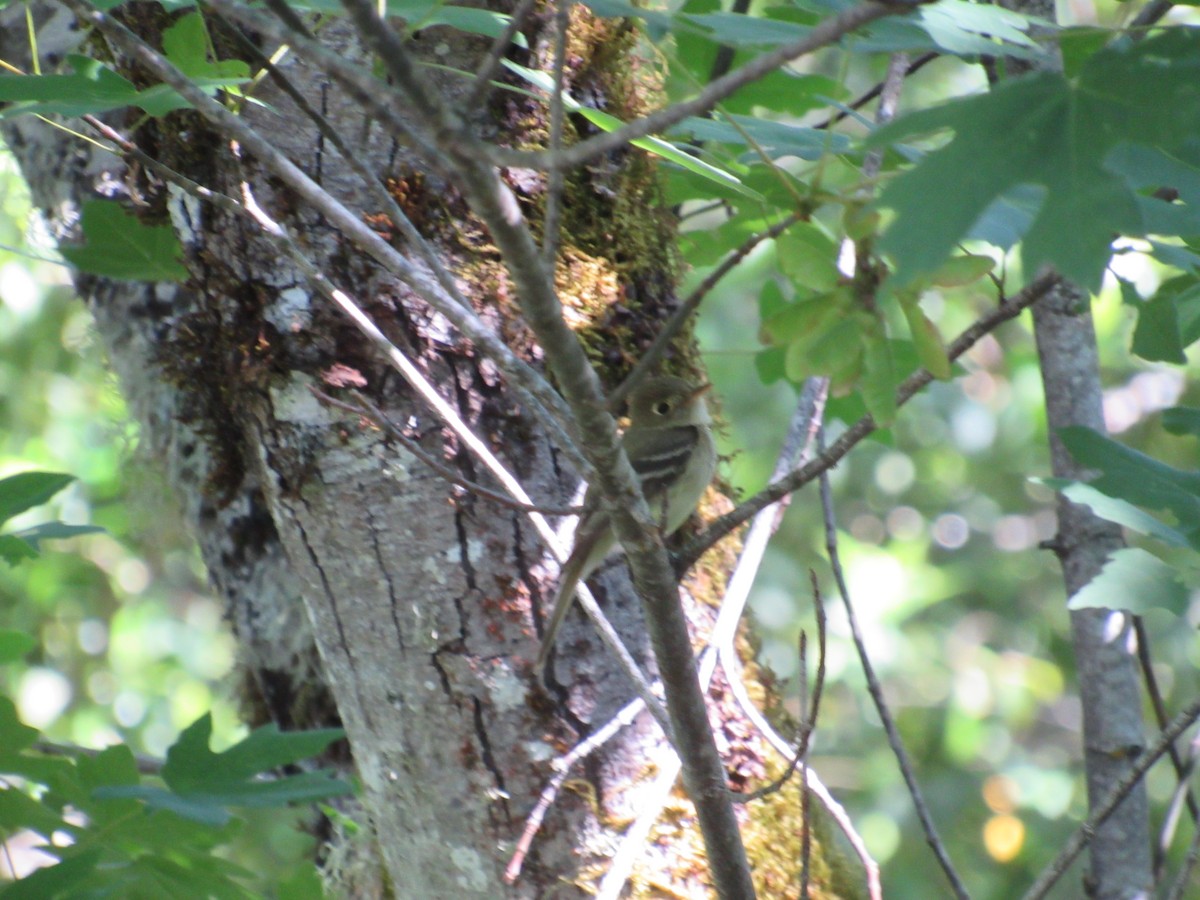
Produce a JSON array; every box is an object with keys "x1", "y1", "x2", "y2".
[{"x1": 1, "y1": 4, "x2": 840, "y2": 896}]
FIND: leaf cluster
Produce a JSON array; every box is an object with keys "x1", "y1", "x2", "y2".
[{"x1": 0, "y1": 697, "x2": 348, "y2": 899}]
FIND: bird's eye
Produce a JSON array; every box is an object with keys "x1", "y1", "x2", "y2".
[{"x1": 654, "y1": 400, "x2": 672, "y2": 415}]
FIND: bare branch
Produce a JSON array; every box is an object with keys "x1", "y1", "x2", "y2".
[
  {"x1": 68, "y1": 0, "x2": 577, "y2": 465},
  {"x1": 612, "y1": 210, "x2": 806, "y2": 409},
  {"x1": 486, "y1": 1, "x2": 913, "y2": 171},
  {"x1": 811, "y1": 51, "x2": 937, "y2": 131},
  {"x1": 1022, "y1": 695, "x2": 1200, "y2": 900},
  {"x1": 819, "y1": 453, "x2": 969, "y2": 899}
]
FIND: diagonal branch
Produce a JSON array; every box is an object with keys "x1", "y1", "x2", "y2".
[
  {"x1": 332, "y1": 0, "x2": 757, "y2": 893},
  {"x1": 65, "y1": 0, "x2": 576, "y2": 461},
  {"x1": 678, "y1": 270, "x2": 1061, "y2": 571},
  {"x1": 1022, "y1": 694, "x2": 1200, "y2": 900},
  {"x1": 820, "y1": 447, "x2": 969, "y2": 899},
  {"x1": 485, "y1": 1, "x2": 915, "y2": 171}
]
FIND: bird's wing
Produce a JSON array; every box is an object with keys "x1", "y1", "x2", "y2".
[{"x1": 622, "y1": 425, "x2": 699, "y2": 497}]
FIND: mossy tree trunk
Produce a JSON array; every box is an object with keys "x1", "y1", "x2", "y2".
[{"x1": 1, "y1": 3, "x2": 851, "y2": 896}]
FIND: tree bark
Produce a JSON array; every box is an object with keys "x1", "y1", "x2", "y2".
[
  {"x1": 1, "y1": 4, "x2": 841, "y2": 896},
  {"x1": 1032, "y1": 282, "x2": 1151, "y2": 898}
]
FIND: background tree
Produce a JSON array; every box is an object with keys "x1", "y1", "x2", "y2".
[{"x1": 2, "y1": 0, "x2": 1200, "y2": 898}]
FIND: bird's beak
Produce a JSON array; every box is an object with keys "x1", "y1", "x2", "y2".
[{"x1": 689, "y1": 383, "x2": 713, "y2": 401}]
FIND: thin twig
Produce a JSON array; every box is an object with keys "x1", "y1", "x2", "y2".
[
  {"x1": 680, "y1": 270, "x2": 1061, "y2": 570},
  {"x1": 503, "y1": 696, "x2": 648, "y2": 883},
  {"x1": 721, "y1": 645, "x2": 882, "y2": 900},
  {"x1": 820, "y1": 446, "x2": 970, "y2": 899},
  {"x1": 1134, "y1": 617, "x2": 1199, "y2": 848},
  {"x1": 485, "y1": 1, "x2": 914, "y2": 171},
  {"x1": 1129, "y1": 0, "x2": 1176, "y2": 31},
  {"x1": 463, "y1": 0, "x2": 540, "y2": 111},
  {"x1": 811, "y1": 51, "x2": 937, "y2": 131},
  {"x1": 612, "y1": 210, "x2": 806, "y2": 409},
  {"x1": 1165, "y1": 764, "x2": 1200, "y2": 900},
  {"x1": 1021, "y1": 694, "x2": 1200, "y2": 900},
  {"x1": 733, "y1": 588, "x2": 826, "y2": 803},
  {"x1": 1158, "y1": 731, "x2": 1200, "y2": 889},
  {"x1": 541, "y1": 0, "x2": 572, "y2": 267}
]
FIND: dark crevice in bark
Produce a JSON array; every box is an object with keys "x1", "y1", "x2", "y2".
[
  {"x1": 366, "y1": 499, "x2": 406, "y2": 654},
  {"x1": 471, "y1": 697, "x2": 512, "y2": 827}
]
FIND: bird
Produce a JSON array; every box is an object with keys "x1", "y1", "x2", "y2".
[{"x1": 536, "y1": 374, "x2": 717, "y2": 671}]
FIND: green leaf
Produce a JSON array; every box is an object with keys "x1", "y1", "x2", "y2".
[
  {"x1": 12, "y1": 522, "x2": 105, "y2": 552},
  {"x1": 755, "y1": 346, "x2": 788, "y2": 384},
  {"x1": 163, "y1": 13, "x2": 251, "y2": 84},
  {"x1": 60, "y1": 201, "x2": 188, "y2": 282},
  {"x1": 762, "y1": 288, "x2": 850, "y2": 347},
  {"x1": 871, "y1": 28, "x2": 1200, "y2": 290},
  {"x1": 0, "y1": 55, "x2": 192, "y2": 119},
  {"x1": 1130, "y1": 292, "x2": 1186, "y2": 363},
  {"x1": 927, "y1": 254, "x2": 995, "y2": 288},
  {"x1": 578, "y1": 107, "x2": 765, "y2": 201},
  {"x1": 1067, "y1": 548, "x2": 1189, "y2": 615},
  {"x1": 1058, "y1": 26, "x2": 1111, "y2": 78},
  {"x1": 965, "y1": 183, "x2": 1045, "y2": 250},
  {"x1": 94, "y1": 714, "x2": 352, "y2": 824},
  {"x1": 1162, "y1": 406, "x2": 1200, "y2": 439},
  {"x1": 1041, "y1": 479, "x2": 1191, "y2": 548},
  {"x1": 775, "y1": 223, "x2": 842, "y2": 293},
  {"x1": 673, "y1": 114, "x2": 852, "y2": 161},
  {"x1": 0, "y1": 535, "x2": 38, "y2": 565},
  {"x1": 270, "y1": 0, "x2": 529, "y2": 45},
  {"x1": 0, "y1": 784, "x2": 68, "y2": 837},
  {"x1": 0, "y1": 697, "x2": 40, "y2": 756},
  {"x1": 580, "y1": 0, "x2": 679, "y2": 38},
  {"x1": 900, "y1": 302, "x2": 951, "y2": 379},
  {"x1": 682, "y1": 11, "x2": 810, "y2": 47},
  {"x1": 0, "y1": 849, "x2": 101, "y2": 899},
  {"x1": 854, "y1": 2, "x2": 1044, "y2": 59},
  {"x1": 0, "y1": 630, "x2": 36, "y2": 664},
  {"x1": 1059, "y1": 425, "x2": 1200, "y2": 549},
  {"x1": 0, "y1": 56, "x2": 141, "y2": 118},
  {"x1": 0, "y1": 471, "x2": 74, "y2": 526},
  {"x1": 860, "y1": 319, "x2": 897, "y2": 425}
]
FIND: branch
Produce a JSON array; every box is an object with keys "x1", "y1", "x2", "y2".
[
  {"x1": 679, "y1": 269, "x2": 1061, "y2": 569},
  {"x1": 485, "y1": 1, "x2": 916, "y2": 171},
  {"x1": 67, "y1": 0, "x2": 578, "y2": 468},
  {"x1": 819, "y1": 451, "x2": 969, "y2": 899},
  {"x1": 811, "y1": 51, "x2": 937, "y2": 131},
  {"x1": 333, "y1": 1, "x2": 757, "y2": 892},
  {"x1": 611, "y1": 210, "x2": 806, "y2": 409},
  {"x1": 1021, "y1": 694, "x2": 1200, "y2": 900}
]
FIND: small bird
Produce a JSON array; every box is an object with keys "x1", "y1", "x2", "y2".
[{"x1": 536, "y1": 375, "x2": 718, "y2": 671}]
